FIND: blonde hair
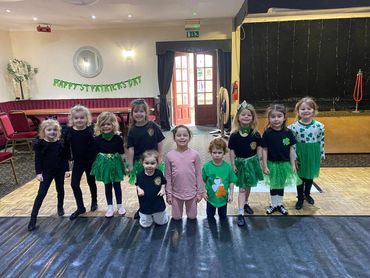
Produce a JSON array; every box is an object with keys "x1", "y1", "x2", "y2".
[
  {"x1": 141, "y1": 150, "x2": 159, "y2": 164},
  {"x1": 129, "y1": 99, "x2": 149, "y2": 128},
  {"x1": 95, "y1": 112, "x2": 120, "y2": 135},
  {"x1": 38, "y1": 119, "x2": 61, "y2": 140},
  {"x1": 231, "y1": 104, "x2": 258, "y2": 134},
  {"x1": 294, "y1": 97, "x2": 318, "y2": 119},
  {"x1": 265, "y1": 104, "x2": 288, "y2": 130},
  {"x1": 68, "y1": 104, "x2": 92, "y2": 127},
  {"x1": 208, "y1": 138, "x2": 228, "y2": 154}
]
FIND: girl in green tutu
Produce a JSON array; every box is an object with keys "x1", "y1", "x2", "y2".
[
  {"x1": 126, "y1": 99, "x2": 165, "y2": 219},
  {"x1": 262, "y1": 104, "x2": 301, "y2": 215},
  {"x1": 228, "y1": 101, "x2": 263, "y2": 227},
  {"x1": 289, "y1": 97, "x2": 325, "y2": 210},
  {"x1": 91, "y1": 112, "x2": 126, "y2": 218}
]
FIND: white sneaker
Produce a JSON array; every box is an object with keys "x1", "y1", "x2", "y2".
[
  {"x1": 118, "y1": 207, "x2": 126, "y2": 216},
  {"x1": 105, "y1": 207, "x2": 114, "y2": 218}
]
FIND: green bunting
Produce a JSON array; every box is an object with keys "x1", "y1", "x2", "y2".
[{"x1": 52, "y1": 76, "x2": 142, "y2": 92}]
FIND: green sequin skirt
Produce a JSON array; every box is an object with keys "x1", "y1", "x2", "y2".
[
  {"x1": 264, "y1": 161, "x2": 301, "y2": 189},
  {"x1": 91, "y1": 153, "x2": 125, "y2": 184},
  {"x1": 235, "y1": 155, "x2": 263, "y2": 188},
  {"x1": 296, "y1": 142, "x2": 321, "y2": 179}
]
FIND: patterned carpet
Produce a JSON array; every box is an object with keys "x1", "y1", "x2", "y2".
[{"x1": 1, "y1": 126, "x2": 370, "y2": 199}]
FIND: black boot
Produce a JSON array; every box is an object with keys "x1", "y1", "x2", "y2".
[
  {"x1": 304, "y1": 181, "x2": 314, "y2": 205},
  {"x1": 296, "y1": 184, "x2": 304, "y2": 210},
  {"x1": 58, "y1": 207, "x2": 65, "y2": 216},
  {"x1": 90, "y1": 201, "x2": 98, "y2": 211},
  {"x1": 28, "y1": 217, "x2": 37, "y2": 231},
  {"x1": 295, "y1": 198, "x2": 304, "y2": 210}
]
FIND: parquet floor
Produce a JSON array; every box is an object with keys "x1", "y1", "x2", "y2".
[{"x1": 0, "y1": 167, "x2": 369, "y2": 217}]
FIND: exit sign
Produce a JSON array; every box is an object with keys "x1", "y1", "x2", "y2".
[{"x1": 186, "y1": 30, "x2": 199, "y2": 38}]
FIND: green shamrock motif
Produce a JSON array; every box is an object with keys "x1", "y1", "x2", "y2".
[{"x1": 282, "y1": 137, "x2": 290, "y2": 146}]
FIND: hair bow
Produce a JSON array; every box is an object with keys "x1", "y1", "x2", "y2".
[{"x1": 237, "y1": 100, "x2": 252, "y2": 111}]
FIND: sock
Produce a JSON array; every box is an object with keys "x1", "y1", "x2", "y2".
[
  {"x1": 270, "y1": 195, "x2": 278, "y2": 207},
  {"x1": 238, "y1": 208, "x2": 244, "y2": 215},
  {"x1": 117, "y1": 204, "x2": 122, "y2": 209},
  {"x1": 276, "y1": 195, "x2": 283, "y2": 207},
  {"x1": 107, "y1": 205, "x2": 113, "y2": 210}
]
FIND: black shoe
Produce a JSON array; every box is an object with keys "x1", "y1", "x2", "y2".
[
  {"x1": 237, "y1": 215, "x2": 245, "y2": 226},
  {"x1": 58, "y1": 208, "x2": 65, "y2": 216},
  {"x1": 266, "y1": 206, "x2": 277, "y2": 215},
  {"x1": 244, "y1": 204, "x2": 254, "y2": 215},
  {"x1": 277, "y1": 205, "x2": 289, "y2": 215},
  {"x1": 305, "y1": 195, "x2": 315, "y2": 205},
  {"x1": 134, "y1": 209, "x2": 140, "y2": 219},
  {"x1": 28, "y1": 218, "x2": 37, "y2": 231},
  {"x1": 295, "y1": 199, "x2": 304, "y2": 210},
  {"x1": 69, "y1": 208, "x2": 86, "y2": 220},
  {"x1": 91, "y1": 202, "x2": 98, "y2": 212}
]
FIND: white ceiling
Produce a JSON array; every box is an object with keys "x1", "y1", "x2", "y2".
[{"x1": 0, "y1": 0, "x2": 245, "y2": 31}]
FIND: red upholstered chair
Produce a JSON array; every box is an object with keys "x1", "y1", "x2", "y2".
[
  {"x1": 8, "y1": 110, "x2": 36, "y2": 132},
  {"x1": 0, "y1": 113, "x2": 37, "y2": 154},
  {"x1": 0, "y1": 151, "x2": 18, "y2": 184}
]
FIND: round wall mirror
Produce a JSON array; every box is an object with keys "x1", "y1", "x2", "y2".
[{"x1": 73, "y1": 46, "x2": 103, "y2": 78}]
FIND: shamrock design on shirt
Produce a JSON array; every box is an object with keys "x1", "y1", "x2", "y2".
[
  {"x1": 282, "y1": 137, "x2": 290, "y2": 146},
  {"x1": 212, "y1": 178, "x2": 227, "y2": 198}
]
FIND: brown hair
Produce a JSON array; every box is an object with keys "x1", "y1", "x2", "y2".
[
  {"x1": 38, "y1": 119, "x2": 61, "y2": 140},
  {"x1": 208, "y1": 138, "x2": 228, "y2": 154},
  {"x1": 294, "y1": 97, "x2": 318, "y2": 119},
  {"x1": 171, "y1": 125, "x2": 192, "y2": 140},
  {"x1": 95, "y1": 112, "x2": 120, "y2": 135},
  {"x1": 141, "y1": 150, "x2": 159, "y2": 164},
  {"x1": 68, "y1": 104, "x2": 92, "y2": 127},
  {"x1": 265, "y1": 103, "x2": 287, "y2": 130},
  {"x1": 129, "y1": 98, "x2": 149, "y2": 127}
]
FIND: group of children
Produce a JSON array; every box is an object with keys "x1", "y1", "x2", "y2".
[{"x1": 28, "y1": 96, "x2": 324, "y2": 231}]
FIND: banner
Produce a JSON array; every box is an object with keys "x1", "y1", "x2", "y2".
[{"x1": 52, "y1": 76, "x2": 142, "y2": 92}]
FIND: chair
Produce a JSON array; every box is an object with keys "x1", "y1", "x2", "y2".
[
  {"x1": 0, "y1": 113, "x2": 37, "y2": 154},
  {"x1": 8, "y1": 110, "x2": 37, "y2": 132},
  {"x1": 0, "y1": 152, "x2": 18, "y2": 184}
]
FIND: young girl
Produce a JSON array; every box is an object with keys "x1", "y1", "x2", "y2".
[
  {"x1": 127, "y1": 99, "x2": 165, "y2": 218},
  {"x1": 262, "y1": 104, "x2": 301, "y2": 215},
  {"x1": 289, "y1": 97, "x2": 325, "y2": 210},
  {"x1": 136, "y1": 150, "x2": 168, "y2": 228},
  {"x1": 64, "y1": 105, "x2": 97, "y2": 220},
  {"x1": 202, "y1": 138, "x2": 237, "y2": 219},
  {"x1": 91, "y1": 112, "x2": 126, "y2": 218},
  {"x1": 165, "y1": 125, "x2": 204, "y2": 220},
  {"x1": 28, "y1": 119, "x2": 70, "y2": 231},
  {"x1": 228, "y1": 101, "x2": 263, "y2": 226}
]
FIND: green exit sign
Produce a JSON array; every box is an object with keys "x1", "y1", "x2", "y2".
[{"x1": 186, "y1": 30, "x2": 199, "y2": 38}]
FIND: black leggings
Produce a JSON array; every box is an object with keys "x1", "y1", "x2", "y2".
[
  {"x1": 206, "y1": 202, "x2": 227, "y2": 219},
  {"x1": 71, "y1": 162, "x2": 97, "y2": 210},
  {"x1": 297, "y1": 178, "x2": 313, "y2": 199},
  {"x1": 31, "y1": 171, "x2": 65, "y2": 218},
  {"x1": 105, "y1": 182, "x2": 122, "y2": 205},
  {"x1": 270, "y1": 189, "x2": 284, "y2": 196}
]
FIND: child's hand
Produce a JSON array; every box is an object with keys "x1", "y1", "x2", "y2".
[
  {"x1": 137, "y1": 186, "x2": 144, "y2": 196},
  {"x1": 295, "y1": 160, "x2": 299, "y2": 170},
  {"x1": 36, "y1": 174, "x2": 43, "y2": 182},
  {"x1": 291, "y1": 164, "x2": 297, "y2": 173},
  {"x1": 232, "y1": 165, "x2": 238, "y2": 173},
  {"x1": 196, "y1": 195, "x2": 202, "y2": 203},
  {"x1": 166, "y1": 196, "x2": 172, "y2": 205},
  {"x1": 263, "y1": 166, "x2": 270, "y2": 175},
  {"x1": 65, "y1": 171, "x2": 71, "y2": 178},
  {"x1": 202, "y1": 192, "x2": 208, "y2": 201},
  {"x1": 228, "y1": 194, "x2": 233, "y2": 203},
  {"x1": 125, "y1": 165, "x2": 133, "y2": 174},
  {"x1": 158, "y1": 188, "x2": 165, "y2": 197}
]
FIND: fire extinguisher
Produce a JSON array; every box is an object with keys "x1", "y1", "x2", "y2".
[{"x1": 232, "y1": 81, "x2": 238, "y2": 101}]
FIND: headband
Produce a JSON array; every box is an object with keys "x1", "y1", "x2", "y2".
[{"x1": 237, "y1": 100, "x2": 253, "y2": 111}]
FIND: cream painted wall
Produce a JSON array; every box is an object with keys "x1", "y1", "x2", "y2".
[
  {"x1": 8, "y1": 20, "x2": 232, "y2": 100},
  {"x1": 0, "y1": 30, "x2": 14, "y2": 102}
]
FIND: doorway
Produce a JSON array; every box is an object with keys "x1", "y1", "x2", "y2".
[{"x1": 172, "y1": 51, "x2": 217, "y2": 126}]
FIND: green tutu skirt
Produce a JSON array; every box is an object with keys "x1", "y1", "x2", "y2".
[
  {"x1": 296, "y1": 142, "x2": 321, "y2": 179},
  {"x1": 91, "y1": 153, "x2": 125, "y2": 184},
  {"x1": 235, "y1": 155, "x2": 263, "y2": 188},
  {"x1": 264, "y1": 161, "x2": 301, "y2": 189},
  {"x1": 127, "y1": 159, "x2": 165, "y2": 185}
]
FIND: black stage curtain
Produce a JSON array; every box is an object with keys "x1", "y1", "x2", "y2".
[
  {"x1": 218, "y1": 50, "x2": 232, "y2": 128},
  {"x1": 157, "y1": 50, "x2": 175, "y2": 130}
]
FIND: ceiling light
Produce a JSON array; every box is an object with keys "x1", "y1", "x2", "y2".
[
  {"x1": 193, "y1": 12, "x2": 197, "y2": 16},
  {"x1": 91, "y1": 15, "x2": 96, "y2": 19},
  {"x1": 33, "y1": 17, "x2": 38, "y2": 21},
  {"x1": 5, "y1": 9, "x2": 11, "y2": 13},
  {"x1": 122, "y1": 50, "x2": 134, "y2": 59},
  {"x1": 128, "y1": 14, "x2": 132, "y2": 18}
]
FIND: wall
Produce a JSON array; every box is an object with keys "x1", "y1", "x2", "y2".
[
  {"x1": 7, "y1": 19, "x2": 232, "y2": 100},
  {"x1": 0, "y1": 30, "x2": 14, "y2": 102}
]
